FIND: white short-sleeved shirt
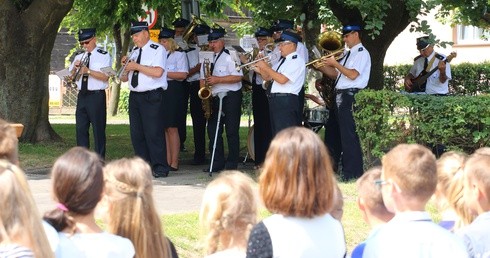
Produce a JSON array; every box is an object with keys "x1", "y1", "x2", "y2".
[
  {"x1": 199, "y1": 49, "x2": 243, "y2": 95},
  {"x1": 128, "y1": 40, "x2": 168, "y2": 92},
  {"x1": 297, "y1": 42, "x2": 309, "y2": 63},
  {"x1": 186, "y1": 45, "x2": 201, "y2": 82},
  {"x1": 409, "y1": 51, "x2": 452, "y2": 95},
  {"x1": 55, "y1": 232, "x2": 135, "y2": 258},
  {"x1": 205, "y1": 248, "x2": 245, "y2": 258},
  {"x1": 70, "y1": 47, "x2": 112, "y2": 91},
  {"x1": 335, "y1": 43, "x2": 371, "y2": 90},
  {"x1": 270, "y1": 51, "x2": 305, "y2": 95},
  {"x1": 362, "y1": 211, "x2": 469, "y2": 258},
  {"x1": 166, "y1": 50, "x2": 189, "y2": 82}
]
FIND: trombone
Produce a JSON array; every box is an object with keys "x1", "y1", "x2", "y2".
[
  {"x1": 305, "y1": 48, "x2": 345, "y2": 67},
  {"x1": 236, "y1": 44, "x2": 276, "y2": 71}
]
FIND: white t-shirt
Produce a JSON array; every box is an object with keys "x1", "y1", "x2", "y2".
[{"x1": 55, "y1": 232, "x2": 135, "y2": 258}]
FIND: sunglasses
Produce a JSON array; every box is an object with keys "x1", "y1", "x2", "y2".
[{"x1": 79, "y1": 38, "x2": 93, "y2": 46}]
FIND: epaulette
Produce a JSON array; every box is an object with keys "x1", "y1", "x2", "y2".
[
  {"x1": 358, "y1": 47, "x2": 364, "y2": 52},
  {"x1": 176, "y1": 48, "x2": 184, "y2": 52},
  {"x1": 184, "y1": 47, "x2": 196, "y2": 53},
  {"x1": 97, "y1": 49, "x2": 108, "y2": 55},
  {"x1": 292, "y1": 55, "x2": 297, "y2": 59},
  {"x1": 223, "y1": 49, "x2": 230, "y2": 55},
  {"x1": 414, "y1": 55, "x2": 423, "y2": 61},
  {"x1": 150, "y1": 44, "x2": 159, "y2": 49},
  {"x1": 435, "y1": 53, "x2": 444, "y2": 60}
]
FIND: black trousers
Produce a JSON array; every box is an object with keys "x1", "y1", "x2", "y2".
[
  {"x1": 268, "y1": 94, "x2": 302, "y2": 137},
  {"x1": 324, "y1": 90, "x2": 363, "y2": 180},
  {"x1": 178, "y1": 81, "x2": 190, "y2": 146},
  {"x1": 76, "y1": 90, "x2": 107, "y2": 159},
  {"x1": 252, "y1": 83, "x2": 272, "y2": 165},
  {"x1": 207, "y1": 90, "x2": 242, "y2": 170},
  {"x1": 188, "y1": 80, "x2": 206, "y2": 162},
  {"x1": 129, "y1": 88, "x2": 169, "y2": 173}
]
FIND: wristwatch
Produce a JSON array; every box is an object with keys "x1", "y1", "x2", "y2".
[{"x1": 87, "y1": 70, "x2": 91, "y2": 75}]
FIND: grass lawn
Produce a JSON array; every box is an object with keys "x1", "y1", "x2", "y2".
[{"x1": 20, "y1": 122, "x2": 437, "y2": 257}]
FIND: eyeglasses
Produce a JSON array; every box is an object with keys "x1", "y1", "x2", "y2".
[
  {"x1": 276, "y1": 41, "x2": 292, "y2": 47},
  {"x1": 79, "y1": 38, "x2": 93, "y2": 46},
  {"x1": 342, "y1": 31, "x2": 355, "y2": 38},
  {"x1": 374, "y1": 179, "x2": 390, "y2": 190}
]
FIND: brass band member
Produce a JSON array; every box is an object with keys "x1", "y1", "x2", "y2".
[
  {"x1": 69, "y1": 28, "x2": 111, "y2": 159},
  {"x1": 186, "y1": 24, "x2": 211, "y2": 165},
  {"x1": 316, "y1": 23, "x2": 371, "y2": 180},
  {"x1": 253, "y1": 30, "x2": 306, "y2": 136},
  {"x1": 200, "y1": 28, "x2": 243, "y2": 172},
  {"x1": 121, "y1": 21, "x2": 170, "y2": 178},
  {"x1": 159, "y1": 27, "x2": 189, "y2": 171}
]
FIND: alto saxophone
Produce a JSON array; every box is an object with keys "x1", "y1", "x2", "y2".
[{"x1": 199, "y1": 58, "x2": 212, "y2": 119}]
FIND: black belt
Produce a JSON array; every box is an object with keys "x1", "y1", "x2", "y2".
[
  {"x1": 80, "y1": 89, "x2": 105, "y2": 95},
  {"x1": 335, "y1": 88, "x2": 360, "y2": 94},
  {"x1": 131, "y1": 88, "x2": 163, "y2": 95},
  {"x1": 268, "y1": 93, "x2": 296, "y2": 98}
]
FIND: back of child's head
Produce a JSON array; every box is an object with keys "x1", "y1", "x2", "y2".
[
  {"x1": 382, "y1": 144, "x2": 437, "y2": 203},
  {"x1": 0, "y1": 160, "x2": 53, "y2": 258},
  {"x1": 331, "y1": 184, "x2": 344, "y2": 221},
  {"x1": 357, "y1": 166, "x2": 394, "y2": 221},
  {"x1": 103, "y1": 157, "x2": 171, "y2": 258},
  {"x1": 436, "y1": 151, "x2": 474, "y2": 227},
  {"x1": 0, "y1": 119, "x2": 19, "y2": 164},
  {"x1": 200, "y1": 170, "x2": 257, "y2": 255},
  {"x1": 43, "y1": 147, "x2": 104, "y2": 232},
  {"x1": 464, "y1": 149, "x2": 490, "y2": 210}
]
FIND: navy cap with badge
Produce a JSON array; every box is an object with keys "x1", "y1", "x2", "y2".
[
  {"x1": 78, "y1": 28, "x2": 96, "y2": 41},
  {"x1": 130, "y1": 21, "x2": 149, "y2": 35},
  {"x1": 255, "y1": 27, "x2": 272, "y2": 37},
  {"x1": 274, "y1": 30, "x2": 300, "y2": 44},
  {"x1": 159, "y1": 27, "x2": 175, "y2": 39},
  {"x1": 194, "y1": 24, "x2": 211, "y2": 36},
  {"x1": 271, "y1": 19, "x2": 294, "y2": 32},
  {"x1": 416, "y1": 36, "x2": 431, "y2": 50},
  {"x1": 208, "y1": 28, "x2": 226, "y2": 41},
  {"x1": 172, "y1": 18, "x2": 190, "y2": 28},
  {"x1": 342, "y1": 24, "x2": 362, "y2": 36}
]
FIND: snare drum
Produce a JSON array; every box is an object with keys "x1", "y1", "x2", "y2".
[{"x1": 305, "y1": 107, "x2": 329, "y2": 126}]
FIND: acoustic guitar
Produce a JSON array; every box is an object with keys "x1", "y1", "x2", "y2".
[{"x1": 407, "y1": 52, "x2": 457, "y2": 93}]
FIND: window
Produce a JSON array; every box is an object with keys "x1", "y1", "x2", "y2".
[{"x1": 455, "y1": 25, "x2": 490, "y2": 45}]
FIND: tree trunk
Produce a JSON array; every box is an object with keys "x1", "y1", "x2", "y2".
[
  {"x1": 108, "y1": 25, "x2": 131, "y2": 116},
  {"x1": 0, "y1": 0, "x2": 73, "y2": 142},
  {"x1": 328, "y1": 0, "x2": 412, "y2": 90}
]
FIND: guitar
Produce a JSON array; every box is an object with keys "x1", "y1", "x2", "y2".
[{"x1": 407, "y1": 52, "x2": 457, "y2": 93}]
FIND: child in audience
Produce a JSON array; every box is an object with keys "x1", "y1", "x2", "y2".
[
  {"x1": 43, "y1": 147, "x2": 135, "y2": 258},
  {"x1": 435, "y1": 151, "x2": 474, "y2": 231},
  {"x1": 362, "y1": 144, "x2": 468, "y2": 258},
  {"x1": 351, "y1": 166, "x2": 395, "y2": 258},
  {"x1": 0, "y1": 160, "x2": 54, "y2": 258},
  {"x1": 0, "y1": 118, "x2": 19, "y2": 164},
  {"x1": 456, "y1": 149, "x2": 490, "y2": 257},
  {"x1": 246, "y1": 127, "x2": 346, "y2": 258},
  {"x1": 200, "y1": 170, "x2": 257, "y2": 257},
  {"x1": 331, "y1": 184, "x2": 345, "y2": 221},
  {"x1": 103, "y1": 157, "x2": 178, "y2": 258}
]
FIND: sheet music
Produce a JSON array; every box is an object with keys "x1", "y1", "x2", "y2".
[
  {"x1": 240, "y1": 35, "x2": 258, "y2": 52},
  {"x1": 55, "y1": 68, "x2": 71, "y2": 80},
  {"x1": 197, "y1": 34, "x2": 209, "y2": 47},
  {"x1": 199, "y1": 51, "x2": 215, "y2": 63},
  {"x1": 100, "y1": 67, "x2": 116, "y2": 76}
]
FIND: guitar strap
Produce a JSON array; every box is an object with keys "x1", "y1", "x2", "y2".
[{"x1": 425, "y1": 54, "x2": 437, "y2": 72}]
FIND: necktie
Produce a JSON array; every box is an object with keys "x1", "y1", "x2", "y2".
[
  {"x1": 423, "y1": 57, "x2": 428, "y2": 71},
  {"x1": 81, "y1": 53, "x2": 91, "y2": 93},
  {"x1": 266, "y1": 57, "x2": 286, "y2": 96},
  {"x1": 252, "y1": 71, "x2": 257, "y2": 85},
  {"x1": 131, "y1": 48, "x2": 142, "y2": 88}
]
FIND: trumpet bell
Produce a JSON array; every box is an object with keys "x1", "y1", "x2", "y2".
[{"x1": 317, "y1": 31, "x2": 343, "y2": 53}]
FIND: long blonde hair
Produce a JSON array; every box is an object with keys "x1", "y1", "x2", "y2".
[
  {"x1": 200, "y1": 171, "x2": 258, "y2": 255},
  {"x1": 0, "y1": 160, "x2": 54, "y2": 258},
  {"x1": 104, "y1": 157, "x2": 172, "y2": 258}
]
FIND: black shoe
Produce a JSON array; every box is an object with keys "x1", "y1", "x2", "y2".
[
  {"x1": 203, "y1": 168, "x2": 222, "y2": 173},
  {"x1": 170, "y1": 166, "x2": 179, "y2": 171},
  {"x1": 152, "y1": 170, "x2": 169, "y2": 178}
]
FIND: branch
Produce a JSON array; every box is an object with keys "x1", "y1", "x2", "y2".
[{"x1": 23, "y1": 0, "x2": 74, "y2": 34}]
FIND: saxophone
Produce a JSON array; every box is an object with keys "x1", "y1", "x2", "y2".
[{"x1": 199, "y1": 58, "x2": 212, "y2": 119}]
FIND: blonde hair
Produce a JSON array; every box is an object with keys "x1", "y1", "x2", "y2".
[
  {"x1": 0, "y1": 160, "x2": 54, "y2": 258},
  {"x1": 160, "y1": 38, "x2": 179, "y2": 53},
  {"x1": 200, "y1": 171, "x2": 257, "y2": 255},
  {"x1": 436, "y1": 151, "x2": 474, "y2": 228},
  {"x1": 382, "y1": 144, "x2": 437, "y2": 203},
  {"x1": 104, "y1": 157, "x2": 172, "y2": 258},
  {"x1": 357, "y1": 166, "x2": 393, "y2": 218},
  {"x1": 464, "y1": 151, "x2": 490, "y2": 204},
  {"x1": 0, "y1": 119, "x2": 19, "y2": 164},
  {"x1": 260, "y1": 127, "x2": 336, "y2": 218}
]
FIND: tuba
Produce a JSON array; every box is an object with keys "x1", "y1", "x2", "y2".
[
  {"x1": 199, "y1": 58, "x2": 212, "y2": 119},
  {"x1": 309, "y1": 31, "x2": 344, "y2": 109}
]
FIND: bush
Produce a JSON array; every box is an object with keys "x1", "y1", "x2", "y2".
[
  {"x1": 355, "y1": 90, "x2": 490, "y2": 166},
  {"x1": 118, "y1": 88, "x2": 130, "y2": 114}
]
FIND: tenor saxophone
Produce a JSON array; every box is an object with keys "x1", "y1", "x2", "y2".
[{"x1": 199, "y1": 58, "x2": 212, "y2": 119}]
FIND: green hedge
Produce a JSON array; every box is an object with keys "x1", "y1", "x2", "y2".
[
  {"x1": 383, "y1": 62, "x2": 490, "y2": 95},
  {"x1": 354, "y1": 90, "x2": 490, "y2": 166}
]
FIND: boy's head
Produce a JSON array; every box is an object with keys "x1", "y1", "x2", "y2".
[
  {"x1": 357, "y1": 166, "x2": 394, "y2": 226},
  {"x1": 463, "y1": 151, "x2": 490, "y2": 215},
  {"x1": 381, "y1": 144, "x2": 437, "y2": 212}
]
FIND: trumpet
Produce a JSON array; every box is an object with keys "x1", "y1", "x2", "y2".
[
  {"x1": 305, "y1": 48, "x2": 345, "y2": 68},
  {"x1": 114, "y1": 47, "x2": 137, "y2": 83},
  {"x1": 72, "y1": 52, "x2": 89, "y2": 82},
  {"x1": 236, "y1": 52, "x2": 278, "y2": 71}
]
